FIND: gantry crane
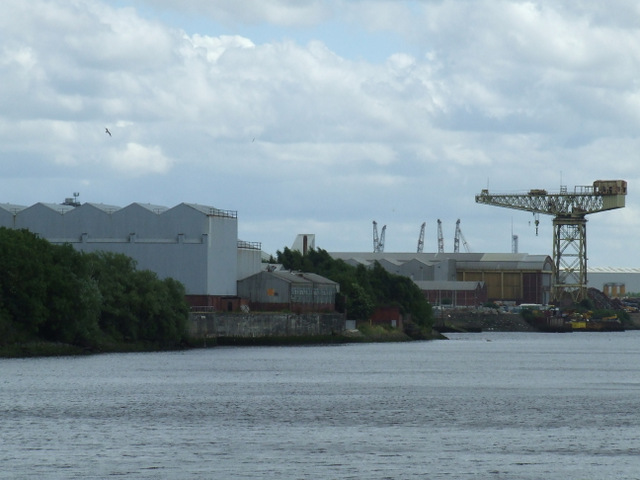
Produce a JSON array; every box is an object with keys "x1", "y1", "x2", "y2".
[
  {"x1": 475, "y1": 180, "x2": 627, "y2": 303},
  {"x1": 372, "y1": 220, "x2": 386, "y2": 253},
  {"x1": 437, "y1": 219, "x2": 444, "y2": 253},
  {"x1": 454, "y1": 219, "x2": 471, "y2": 253},
  {"x1": 417, "y1": 222, "x2": 426, "y2": 253}
]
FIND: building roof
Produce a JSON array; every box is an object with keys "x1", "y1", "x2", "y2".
[
  {"x1": 83, "y1": 202, "x2": 122, "y2": 214},
  {"x1": 182, "y1": 203, "x2": 237, "y2": 218},
  {"x1": 30, "y1": 203, "x2": 77, "y2": 214},
  {"x1": 329, "y1": 252, "x2": 552, "y2": 270},
  {"x1": 415, "y1": 280, "x2": 484, "y2": 291},
  {"x1": 1, "y1": 201, "x2": 237, "y2": 218},
  {"x1": 588, "y1": 267, "x2": 640, "y2": 274},
  {"x1": 129, "y1": 202, "x2": 169, "y2": 214},
  {"x1": 0, "y1": 203, "x2": 27, "y2": 214},
  {"x1": 268, "y1": 270, "x2": 338, "y2": 286}
]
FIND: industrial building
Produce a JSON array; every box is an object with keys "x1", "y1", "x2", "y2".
[
  {"x1": 587, "y1": 267, "x2": 640, "y2": 298},
  {"x1": 237, "y1": 270, "x2": 339, "y2": 313},
  {"x1": 328, "y1": 252, "x2": 553, "y2": 305},
  {"x1": 0, "y1": 201, "x2": 263, "y2": 309},
  {"x1": 4, "y1": 198, "x2": 635, "y2": 315}
]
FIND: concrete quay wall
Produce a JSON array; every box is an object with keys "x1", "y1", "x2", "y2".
[
  {"x1": 435, "y1": 311, "x2": 536, "y2": 332},
  {"x1": 189, "y1": 312, "x2": 346, "y2": 339}
]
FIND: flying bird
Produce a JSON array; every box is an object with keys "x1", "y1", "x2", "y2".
[{"x1": 105, "y1": 127, "x2": 112, "y2": 137}]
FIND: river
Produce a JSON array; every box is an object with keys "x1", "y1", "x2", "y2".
[{"x1": 1, "y1": 331, "x2": 640, "y2": 479}]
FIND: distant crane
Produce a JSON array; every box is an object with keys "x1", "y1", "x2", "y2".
[
  {"x1": 476, "y1": 180, "x2": 627, "y2": 303},
  {"x1": 453, "y1": 219, "x2": 471, "y2": 253},
  {"x1": 379, "y1": 224, "x2": 386, "y2": 252},
  {"x1": 512, "y1": 234, "x2": 519, "y2": 254},
  {"x1": 372, "y1": 221, "x2": 387, "y2": 253},
  {"x1": 417, "y1": 222, "x2": 426, "y2": 253},
  {"x1": 437, "y1": 219, "x2": 444, "y2": 253}
]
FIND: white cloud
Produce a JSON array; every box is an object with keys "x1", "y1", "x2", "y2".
[
  {"x1": 136, "y1": 0, "x2": 332, "y2": 26},
  {"x1": 0, "y1": 0, "x2": 639, "y2": 265},
  {"x1": 109, "y1": 143, "x2": 173, "y2": 176}
]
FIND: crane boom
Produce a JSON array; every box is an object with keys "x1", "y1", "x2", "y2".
[
  {"x1": 372, "y1": 221, "x2": 379, "y2": 253},
  {"x1": 437, "y1": 219, "x2": 444, "y2": 253},
  {"x1": 454, "y1": 219, "x2": 471, "y2": 253},
  {"x1": 475, "y1": 180, "x2": 627, "y2": 303},
  {"x1": 476, "y1": 182, "x2": 626, "y2": 216},
  {"x1": 372, "y1": 220, "x2": 386, "y2": 253},
  {"x1": 417, "y1": 222, "x2": 426, "y2": 253}
]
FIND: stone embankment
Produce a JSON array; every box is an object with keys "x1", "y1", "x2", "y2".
[
  {"x1": 437, "y1": 309, "x2": 640, "y2": 333},
  {"x1": 189, "y1": 311, "x2": 346, "y2": 341},
  {"x1": 434, "y1": 309, "x2": 536, "y2": 333}
]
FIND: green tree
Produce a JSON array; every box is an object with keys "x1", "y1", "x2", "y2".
[
  {"x1": 0, "y1": 228, "x2": 189, "y2": 350},
  {"x1": 345, "y1": 282, "x2": 375, "y2": 320},
  {"x1": 41, "y1": 244, "x2": 101, "y2": 345},
  {"x1": 86, "y1": 251, "x2": 140, "y2": 341},
  {"x1": 276, "y1": 247, "x2": 433, "y2": 328},
  {"x1": 0, "y1": 228, "x2": 52, "y2": 340}
]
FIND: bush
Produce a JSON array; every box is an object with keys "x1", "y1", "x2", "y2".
[{"x1": 0, "y1": 228, "x2": 189, "y2": 351}]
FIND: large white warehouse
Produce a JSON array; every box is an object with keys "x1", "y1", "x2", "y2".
[{"x1": 0, "y1": 201, "x2": 263, "y2": 307}]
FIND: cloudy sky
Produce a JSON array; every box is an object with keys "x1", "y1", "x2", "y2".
[{"x1": 1, "y1": 0, "x2": 639, "y2": 266}]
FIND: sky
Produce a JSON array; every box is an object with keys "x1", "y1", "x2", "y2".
[{"x1": 1, "y1": 0, "x2": 639, "y2": 267}]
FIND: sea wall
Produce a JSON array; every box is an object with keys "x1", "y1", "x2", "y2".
[
  {"x1": 434, "y1": 311, "x2": 536, "y2": 332},
  {"x1": 189, "y1": 312, "x2": 346, "y2": 339}
]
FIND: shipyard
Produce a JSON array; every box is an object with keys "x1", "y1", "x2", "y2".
[
  {"x1": 4, "y1": 3, "x2": 640, "y2": 479},
  {"x1": 0, "y1": 178, "x2": 636, "y2": 343}
]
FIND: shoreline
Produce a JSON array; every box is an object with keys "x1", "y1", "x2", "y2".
[{"x1": 0, "y1": 325, "x2": 446, "y2": 358}]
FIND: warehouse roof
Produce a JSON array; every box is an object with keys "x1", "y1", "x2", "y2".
[
  {"x1": 329, "y1": 252, "x2": 552, "y2": 270},
  {"x1": 588, "y1": 267, "x2": 640, "y2": 274},
  {"x1": 0, "y1": 203, "x2": 27, "y2": 214},
  {"x1": 414, "y1": 280, "x2": 484, "y2": 291}
]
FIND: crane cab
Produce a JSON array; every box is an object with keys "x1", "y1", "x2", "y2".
[{"x1": 594, "y1": 180, "x2": 626, "y2": 209}]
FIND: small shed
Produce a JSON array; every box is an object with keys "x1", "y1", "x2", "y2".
[{"x1": 237, "y1": 271, "x2": 339, "y2": 313}]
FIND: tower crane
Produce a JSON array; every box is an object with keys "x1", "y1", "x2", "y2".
[
  {"x1": 475, "y1": 180, "x2": 627, "y2": 303},
  {"x1": 372, "y1": 221, "x2": 387, "y2": 253},
  {"x1": 453, "y1": 219, "x2": 471, "y2": 253},
  {"x1": 437, "y1": 219, "x2": 444, "y2": 253},
  {"x1": 417, "y1": 222, "x2": 426, "y2": 253}
]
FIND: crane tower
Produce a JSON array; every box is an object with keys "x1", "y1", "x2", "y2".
[
  {"x1": 476, "y1": 180, "x2": 627, "y2": 303},
  {"x1": 437, "y1": 219, "x2": 444, "y2": 253}
]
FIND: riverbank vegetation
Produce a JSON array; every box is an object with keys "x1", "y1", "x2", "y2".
[
  {"x1": 0, "y1": 228, "x2": 189, "y2": 356},
  {"x1": 0, "y1": 229, "x2": 433, "y2": 357}
]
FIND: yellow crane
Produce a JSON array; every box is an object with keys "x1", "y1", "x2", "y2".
[{"x1": 475, "y1": 180, "x2": 627, "y2": 303}]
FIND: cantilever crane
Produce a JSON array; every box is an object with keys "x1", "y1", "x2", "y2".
[
  {"x1": 372, "y1": 221, "x2": 387, "y2": 253},
  {"x1": 454, "y1": 219, "x2": 471, "y2": 253},
  {"x1": 476, "y1": 180, "x2": 627, "y2": 303},
  {"x1": 417, "y1": 222, "x2": 426, "y2": 253}
]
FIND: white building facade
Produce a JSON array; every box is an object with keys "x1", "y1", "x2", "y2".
[{"x1": 0, "y1": 202, "x2": 263, "y2": 303}]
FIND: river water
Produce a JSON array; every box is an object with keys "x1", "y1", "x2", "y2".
[{"x1": 2, "y1": 332, "x2": 640, "y2": 479}]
